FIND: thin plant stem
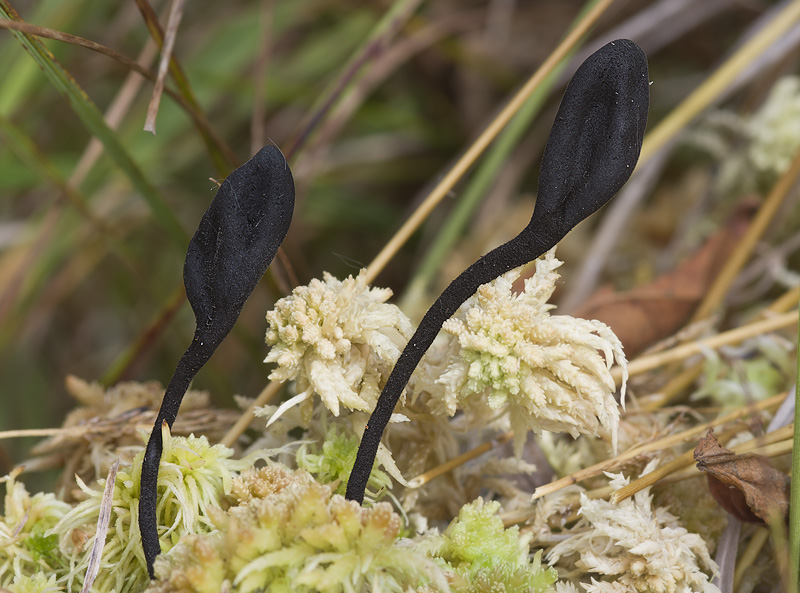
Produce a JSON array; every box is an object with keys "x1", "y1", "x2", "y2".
[
  {"x1": 661, "y1": 438, "x2": 794, "y2": 485},
  {"x1": 0, "y1": 17, "x2": 235, "y2": 174},
  {"x1": 768, "y1": 285, "x2": 800, "y2": 315},
  {"x1": 504, "y1": 432, "x2": 792, "y2": 528},
  {"x1": 0, "y1": 2, "x2": 187, "y2": 246},
  {"x1": 402, "y1": 0, "x2": 603, "y2": 304},
  {"x1": 616, "y1": 310, "x2": 798, "y2": 382},
  {"x1": 647, "y1": 281, "x2": 800, "y2": 409},
  {"x1": 285, "y1": 0, "x2": 424, "y2": 159},
  {"x1": 364, "y1": 0, "x2": 615, "y2": 284},
  {"x1": 144, "y1": 0, "x2": 186, "y2": 134},
  {"x1": 790, "y1": 304, "x2": 800, "y2": 588},
  {"x1": 771, "y1": 506, "x2": 795, "y2": 593},
  {"x1": 638, "y1": 0, "x2": 800, "y2": 165},
  {"x1": 611, "y1": 424, "x2": 793, "y2": 504},
  {"x1": 220, "y1": 381, "x2": 282, "y2": 448},
  {"x1": 406, "y1": 431, "x2": 513, "y2": 489},
  {"x1": 734, "y1": 529, "x2": 770, "y2": 589},
  {"x1": 134, "y1": 0, "x2": 236, "y2": 173},
  {"x1": 532, "y1": 391, "x2": 786, "y2": 499},
  {"x1": 692, "y1": 147, "x2": 800, "y2": 322}
]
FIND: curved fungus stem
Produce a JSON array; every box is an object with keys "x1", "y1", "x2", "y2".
[{"x1": 346, "y1": 39, "x2": 650, "y2": 504}]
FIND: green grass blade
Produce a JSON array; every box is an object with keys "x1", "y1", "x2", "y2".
[
  {"x1": 285, "y1": 0, "x2": 423, "y2": 157},
  {"x1": 0, "y1": 1, "x2": 188, "y2": 247},
  {"x1": 401, "y1": 0, "x2": 602, "y2": 306}
]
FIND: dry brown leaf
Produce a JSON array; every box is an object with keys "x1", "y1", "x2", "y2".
[
  {"x1": 694, "y1": 429, "x2": 789, "y2": 525},
  {"x1": 572, "y1": 202, "x2": 754, "y2": 358}
]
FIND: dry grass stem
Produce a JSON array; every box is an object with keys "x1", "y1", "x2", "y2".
[
  {"x1": 250, "y1": 0, "x2": 273, "y2": 154},
  {"x1": 364, "y1": 0, "x2": 614, "y2": 283},
  {"x1": 612, "y1": 424, "x2": 794, "y2": 503},
  {"x1": 0, "y1": 408, "x2": 239, "y2": 444},
  {"x1": 615, "y1": 310, "x2": 798, "y2": 383},
  {"x1": 0, "y1": 18, "x2": 153, "y2": 78},
  {"x1": 0, "y1": 16, "x2": 223, "y2": 147},
  {"x1": 145, "y1": 0, "x2": 186, "y2": 134},
  {"x1": 532, "y1": 391, "x2": 787, "y2": 500},
  {"x1": 407, "y1": 431, "x2": 513, "y2": 488},
  {"x1": 645, "y1": 365, "x2": 706, "y2": 409},
  {"x1": 692, "y1": 147, "x2": 800, "y2": 321},
  {"x1": 500, "y1": 484, "x2": 614, "y2": 528},
  {"x1": 638, "y1": 0, "x2": 800, "y2": 164},
  {"x1": 220, "y1": 381, "x2": 282, "y2": 448},
  {"x1": 767, "y1": 285, "x2": 800, "y2": 315},
  {"x1": 734, "y1": 528, "x2": 770, "y2": 588},
  {"x1": 663, "y1": 437, "x2": 793, "y2": 486},
  {"x1": 81, "y1": 459, "x2": 119, "y2": 593}
]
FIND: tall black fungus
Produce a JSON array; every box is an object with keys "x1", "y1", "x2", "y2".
[
  {"x1": 139, "y1": 145, "x2": 295, "y2": 577},
  {"x1": 346, "y1": 39, "x2": 650, "y2": 504}
]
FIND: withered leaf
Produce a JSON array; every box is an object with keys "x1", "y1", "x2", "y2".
[
  {"x1": 573, "y1": 201, "x2": 753, "y2": 358},
  {"x1": 694, "y1": 429, "x2": 789, "y2": 524}
]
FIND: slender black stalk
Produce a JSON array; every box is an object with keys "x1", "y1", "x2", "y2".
[
  {"x1": 139, "y1": 339, "x2": 212, "y2": 573},
  {"x1": 138, "y1": 145, "x2": 294, "y2": 578},
  {"x1": 346, "y1": 232, "x2": 555, "y2": 503}
]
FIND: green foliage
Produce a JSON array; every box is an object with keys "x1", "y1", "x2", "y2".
[
  {"x1": 25, "y1": 529, "x2": 60, "y2": 565},
  {"x1": 148, "y1": 466, "x2": 441, "y2": 593},
  {"x1": 50, "y1": 427, "x2": 274, "y2": 593},
  {"x1": 7, "y1": 573, "x2": 65, "y2": 593},
  {"x1": 0, "y1": 474, "x2": 71, "y2": 586},
  {"x1": 421, "y1": 498, "x2": 558, "y2": 593},
  {"x1": 296, "y1": 427, "x2": 392, "y2": 497},
  {"x1": 692, "y1": 337, "x2": 793, "y2": 408}
]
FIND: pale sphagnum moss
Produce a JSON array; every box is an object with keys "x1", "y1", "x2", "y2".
[
  {"x1": 6, "y1": 573, "x2": 64, "y2": 593},
  {"x1": 264, "y1": 270, "x2": 413, "y2": 420},
  {"x1": 148, "y1": 465, "x2": 446, "y2": 593},
  {"x1": 418, "y1": 498, "x2": 558, "y2": 593},
  {"x1": 0, "y1": 472, "x2": 70, "y2": 587},
  {"x1": 547, "y1": 462, "x2": 719, "y2": 593},
  {"x1": 50, "y1": 425, "x2": 273, "y2": 593},
  {"x1": 417, "y1": 249, "x2": 627, "y2": 455}
]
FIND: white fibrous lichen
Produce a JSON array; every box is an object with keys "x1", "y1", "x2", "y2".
[
  {"x1": 417, "y1": 249, "x2": 627, "y2": 455},
  {"x1": 264, "y1": 270, "x2": 413, "y2": 419},
  {"x1": 547, "y1": 463, "x2": 719, "y2": 593},
  {"x1": 691, "y1": 75, "x2": 800, "y2": 196},
  {"x1": 748, "y1": 76, "x2": 800, "y2": 177}
]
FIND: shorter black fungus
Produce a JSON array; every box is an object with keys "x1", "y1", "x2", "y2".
[
  {"x1": 139, "y1": 145, "x2": 295, "y2": 577},
  {"x1": 345, "y1": 39, "x2": 650, "y2": 504}
]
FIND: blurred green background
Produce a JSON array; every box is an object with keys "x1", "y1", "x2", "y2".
[{"x1": 0, "y1": 0, "x2": 775, "y2": 481}]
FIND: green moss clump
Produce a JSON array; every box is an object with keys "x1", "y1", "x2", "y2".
[
  {"x1": 296, "y1": 427, "x2": 391, "y2": 497},
  {"x1": 420, "y1": 498, "x2": 558, "y2": 593}
]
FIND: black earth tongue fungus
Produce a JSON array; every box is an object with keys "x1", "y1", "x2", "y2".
[
  {"x1": 139, "y1": 145, "x2": 295, "y2": 577},
  {"x1": 345, "y1": 39, "x2": 650, "y2": 504}
]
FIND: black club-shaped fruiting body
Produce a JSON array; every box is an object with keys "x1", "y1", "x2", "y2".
[
  {"x1": 345, "y1": 39, "x2": 650, "y2": 504},
  {"x1": 139, "y1": 145, "x2": 295, "y2": 577}
]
